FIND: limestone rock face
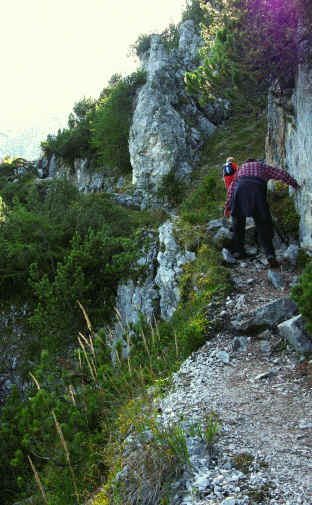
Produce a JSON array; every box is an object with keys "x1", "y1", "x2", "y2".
[
  {"x1": 37, "y1": 155, "x2": 142, "y2": 208},
  {"x1": 112, "y1": 219, "x2": 196, "y2": 355},
  {"x1": 155, "y1": 220, "x2": 196, "y2": 320},
  {"x1": 38, "y1": 155, "x2": 120, "y2": 193},
  {"x1": 129, "y1": 20, "x2": 218, "y2": 209},
  {"x1": 266, "y1": 65, "x2": 312, "y2": 250},
  {"x1": 112, "y1": 238, "x2": 159, "y2": 356},
  {"x1": 0, "y1": 304, "x2": 32, "y2": 402}
]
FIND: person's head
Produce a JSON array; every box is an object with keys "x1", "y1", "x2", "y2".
[
  {"x1": 226, "y1": 156, "x2": 235, "y2": 163},
  {"x1": 245, "y1": 158, "x2": 257, "y2": 163}
]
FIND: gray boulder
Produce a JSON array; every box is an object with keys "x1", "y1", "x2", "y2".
[
  {"x1": 278, "y1": 314, "x2": 312, "y2": 353},
  {"x1": 267, "y1": 269, "x2": 285, "y2": 289},
  {"x1": 231, "y1": 297, "x2": 298, "y2": 333},
  {"x1": 283, "y1": 244, "x2": 299, "y2": 265},
  {"x1": 213, "y1": 227, "x2": 232, "y2": 249}
]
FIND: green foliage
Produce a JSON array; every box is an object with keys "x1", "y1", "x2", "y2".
[
  {"x1": 291, "y1": 259, "x2": 312, "y2": 336},
  {"x1": 201, "y1": 412, "x2": 221, "y2": 448},
  {"x1": 180, "y1": 175, "x2": 224, "y2": 224},
  {"x1": 91, "y1": 71, "x2": 146, "y2": 174},
  {"x1": 157, "y1": 171, "x2": 187, "y2": 206},
  {"x1": 185, "y1": 0, "x2": 309, "y2": 113},
  {"x1": 159, "y1": 23, "x2": 180, "y2": 52},
  {"x1": 182, "y1": 0, "x2": 210, "y2": 26},
  {"x1": 268, "y1": 181, "x2": 300, "y2": 241},
  {"x1": 131, "y1": 23, "x2": 179, "y2": 59},
  {"x1": 0, "y1": 172, "x2": 169, "y2": 504},
  {"x1": 130, "y1": 33, "x2": 152, "y2": 57},
  {"x1": 41, "y1": 71, "x2": 146, "y2": 174},
  {"x1": 0, "y1": 341, "x2": 112, "y2": 505},
  {"x1": 29, "y1": 229, "x2": 138, "y2": 353},
  {"x1": 0, "y1": 157, "x2": 15, "y2": 178},
  {"x1": 41, "y1": 97, "x2": 96, "y2": 164}
]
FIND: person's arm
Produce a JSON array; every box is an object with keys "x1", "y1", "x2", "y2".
[
  {"x1": 264, "y1": 164, "x2": 301, "y2": 189},
  {"x1": 224, "y1": 176, "x2": 237, "y2": 217}
]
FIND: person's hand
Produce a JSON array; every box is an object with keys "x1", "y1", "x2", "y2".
[
  {"x1": 296, "y1": 179, "x2": 305, "y2": 190},
  {"x1": 224, "y1": 208, "x2": 231, "y2": 218}
]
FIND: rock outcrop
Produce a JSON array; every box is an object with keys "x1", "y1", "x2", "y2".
[
  {"x1": 266, "y1": 64, "x2": 312, "y2": 250},
  {"x1": 129, "y1": 20, "x2": 219, "y2": 209},
  {"x1": 36, "y1": 21, "x2": 222, "y2": 211},
  {"x1": 37, "y1": 155, "x2": 123, "y2": 194},
  {"x1": 111, "y1": 219, "x2": 196, "y2": 355},
  {"x1": 155, "y1": 219, "x2": 196, "y2": 320}
]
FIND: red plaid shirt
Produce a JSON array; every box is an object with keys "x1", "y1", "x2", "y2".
[{"x1": 225, "y1": 161, "x2": 300, "y2": 212}]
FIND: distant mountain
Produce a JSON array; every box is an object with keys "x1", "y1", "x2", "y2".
[{"x1": 0, "y1": 116, "x2": 67, "y2": 161}]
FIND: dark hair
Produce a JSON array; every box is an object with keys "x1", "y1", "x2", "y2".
[{"x1": 245, "y1": 158, "x2": 257, "y2": 162}]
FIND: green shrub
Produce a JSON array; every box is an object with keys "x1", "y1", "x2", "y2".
[
  {"x1": 157, "y1": 171, "x2": 187, "y2": 206},
  {"x1": 268, "y1": 181, "x2": 300, "y2": 241},
  {"x1": 182, "y1": 0, "x2": 210, "y2": 26},
  {"x1": 41, "y1": 97, "x2": 96, "y2": 165},
  {"x1": 130, "y1": 33, "x2": 152, "y2": 57},
  {"x1": 291, "y1": 259, "x2": 312, "y2": 336},
  {"x1": 131, "y1": 23, "x2": 179, "y2": 58},
  {"x1": 159, "y1": 23, "x2": 180, "y2": 52},
  {"x1": 29, "y1": 228, "x2": 138, "y2": 353},
  {"x1": 91, "y1": 71, "x2": 146, "y2": 175},
  {"x1": 180, "y1": 175, "x2": 224, "y2": 224}
]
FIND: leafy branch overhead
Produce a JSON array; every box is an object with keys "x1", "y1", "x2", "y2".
[{"x1": 186, "y1": 0, "x2": 311, "y2": 112}]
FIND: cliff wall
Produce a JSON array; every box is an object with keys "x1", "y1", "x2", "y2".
[{"x1": 266, "y1": 64, "x2": 312, "y2": 250}]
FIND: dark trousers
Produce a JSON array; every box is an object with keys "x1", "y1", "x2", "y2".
[{"x1": 231, "y1": 214, "x2": 275, "y2": 257}]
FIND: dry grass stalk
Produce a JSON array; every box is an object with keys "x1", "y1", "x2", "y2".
[
  {"x1": 153, "y1": 315, "x2": 161, "y2": 343},
  {"x1": 141, "y1": 330, "x2": 151, "y2": 359},
  {"x1": 78, "y1": 330, "x2": 95, "y2": 360},
  {"x1": 78, "y1": 336, "x2": 97, "y2": 381},
  {"x1": 68, "y1": 384, "x2": 76, "y2": 406},
  {"x1": 174, "y1": 332, "x2": 179, "y2": 359},
  {"x1": 115, "y1": 347, "x2": 121, "y2": 366},
  {"x1": 77, "y1": 299, "x2": 93, "y2": 334},
  {"x1": 138, "y1": 366, "x2": 145, "y2": 387},
  {"x1": 77, "y1": 349, "x2": 82, "y2": 370},
  {"x1": 126, "y1": 331, "x2": 132, "y2": 376},
  {"x1": 29, "y1": 372, "x2": 41, "y2": 391},
  {"x1": 149, "y1": 320, "x2": 155, "y2": 346},
  {"x1": 52, "y1": 410, "x2": 80, "y2": 503},
  {"x1": 114, "y1": 306, "x2": 122, "y2": 322},
  {"x1": 78, "y1": 331, "x2": 90, "y2": 347},
  {"x1": 28, "y1": 455, "x2": 49, "y2": 505}
]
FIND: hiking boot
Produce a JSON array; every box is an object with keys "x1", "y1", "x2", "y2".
[{"x1": 267, "y1": 256, "x2": 279, "y2": 268}]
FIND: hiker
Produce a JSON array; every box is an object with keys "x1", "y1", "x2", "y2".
[
  {"x1": 224, "y1": 158, "x2": 301, "y2": 267},
  {"x1": 223, "y1": 156, "x2": 238, "y2": 190}
]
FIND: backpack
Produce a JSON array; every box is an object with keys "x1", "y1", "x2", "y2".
[{"x1": 223, "y1": 161, "x2": 235, "y2": 177}]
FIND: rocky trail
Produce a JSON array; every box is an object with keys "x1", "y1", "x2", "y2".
[{"x1": 158, "y1": 238, "x2": 312, "y2": 505}]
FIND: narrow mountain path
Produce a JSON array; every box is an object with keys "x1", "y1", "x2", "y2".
[{"x1": 159, "y1": 250, "x2": 312, "y2": 505}]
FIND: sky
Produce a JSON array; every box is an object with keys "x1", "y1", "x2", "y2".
[{"x1": 0, "y1": 0, "x2": 186, "y2": 131}]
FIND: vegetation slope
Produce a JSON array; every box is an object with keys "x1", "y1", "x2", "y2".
[{"x1": 0, "y1": 1, "x2": 311, "y2": 504}]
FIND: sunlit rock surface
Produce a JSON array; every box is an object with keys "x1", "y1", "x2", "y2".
[
  {"x1": 129, "y1": 20, "x2": 217, "y2": 209},
  {"x1": 266, "y1": 64, "x2": 312, "y2": 250}
]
